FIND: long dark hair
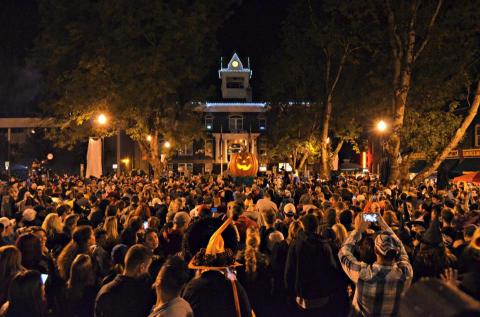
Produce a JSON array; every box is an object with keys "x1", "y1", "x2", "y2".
[
  {"x1": 16, "y1": 233, "x2": 42, "y2": 269},
  {"x1": 7, "y1": 270, "x2": 45, "y2": 317},
  {"x1": 57, "y1": 226, "x2": 93, "y2": 280},
  {"x1": 0, "y1": 245, "x2": 23, "y2": 298},
  {"x1": 66, "y1": 254, "x2": 95, "y2": 300}
]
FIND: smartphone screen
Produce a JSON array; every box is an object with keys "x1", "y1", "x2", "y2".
[
  {"x1": 41, "y1": 274, "x2": 48, "y2": 284},
  {"x1": 211, "y1": 207, "x2": 218, "y2": 213},
  {"x1": 363, "y1": 213, "x2": 378, "y2": 222},
  {"x1": 143, "y1": 221, "x2": 148, "y2": 230}
]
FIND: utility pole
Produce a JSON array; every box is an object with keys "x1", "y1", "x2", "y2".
[
  {"x1": 116, "y1": 130, "x2": 121, "y2": 176},
  {"x1": 7, "y1": 128, "x2": 11, "y2": 177}
]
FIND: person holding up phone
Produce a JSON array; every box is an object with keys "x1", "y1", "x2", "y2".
[{"x1": 338, "y1": 213, "x2": 413, "y2": 317}]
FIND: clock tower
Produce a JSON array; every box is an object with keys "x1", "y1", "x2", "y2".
[{"x1": 218, "y1": 53, "x2": 252, "y2": 101}]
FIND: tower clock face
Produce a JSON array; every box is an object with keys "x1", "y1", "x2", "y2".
[{"x1": 232, "y1": 61, "x2": 239, "y2": 68}]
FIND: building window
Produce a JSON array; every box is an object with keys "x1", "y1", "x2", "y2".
[
  {"x1": 229, "y1": 115, "x2": 243, "y2": 131},
  {"x1": 475, "y1": 124, "x2": 480, "y2": 147},
  {"x1": 228, "y1": 142, "x2": 242, "y2": 154},
  {"x1": 177, "y1": 163, "x2": 193, "y2": 174},
  {"x1": 258, "y1": 137, "x2": 268, "y2": 156},
  {"x1": 226, "y1": 77, "x2": 244, "y2": 89},
  {"x1": 205, "y1": 139, "x2": 214, "y2": 158},
  {"x1": 205, "y1": 115, "x2": 213, "y2": 130},
  {"x1": 177, "y1": 143, "x2": 193, "y2": 156},
  {"x1": 258, "y1": 118, "x2": 267, "y2": 131}
]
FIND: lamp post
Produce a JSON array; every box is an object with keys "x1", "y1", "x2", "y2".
[
  {"x1": 95, "y1": 113, "x2": 122, "y2": 177},
  {"x1": 116, "y1": 130, "x2": 121, "y2": 177},
  {"x1": 376, "y1": 120, "x2": 388, "y2": 185},
  {"x1": 96, "y1": 114, "x2": 107, "y2": 176}
]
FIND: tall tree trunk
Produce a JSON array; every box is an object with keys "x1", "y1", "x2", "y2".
[
  {"x1": 298, "y1": 151, "x2": 310, "y2": 171},
  {"x1": 385, "y1": 0, "x2": 443, "y2": 184},
  {"x1": 320, "y1": 96, "x2": 333, "y2": 179},
  {"x1": 138, "y1": 133, "x2": 165, "y2": 179},
  {"x1": 319, "y1": 45, "x2": 349, "y2": 180},
  {"x1": 387, "y1": 0, "x2": 417, "y2": 183},
  {"x1": 413, "y1": 82, "x2": 480, "y2": 183},
  {"x1": 329, "y1": 139, "x2": 344, "y2": 170}
]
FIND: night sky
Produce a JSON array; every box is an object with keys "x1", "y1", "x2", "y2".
[{"x1": 0, "y1": 0, "x2": 289, "y2": 116}]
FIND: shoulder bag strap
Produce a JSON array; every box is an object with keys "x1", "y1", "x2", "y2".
[{"x1": 230, "y1": 279, "x2": 242, "y2": 317}]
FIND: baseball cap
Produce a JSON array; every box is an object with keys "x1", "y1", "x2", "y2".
[
  {"x1": 173, "y1": 212, "x2": 191, "y2": 227},
  {"x1": 283, "y1": 203, "x2": 296, "y2": 217},
  {"x1": 375, "y1": 232, "x2": 399, "y2": 255}
]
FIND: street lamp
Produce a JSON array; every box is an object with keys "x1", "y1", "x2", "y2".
[
  {"x1": 376, "y1": 120, "x2": 388, "y2": 185},
  {"x1": 94, "y1": 113, "x2": 122, "y2": 177},
  {"x1": 146, "y1": 135, "x2": 152, "y2": 142},
  {"x1": 95, "y1": 113, "x2": 109, "y2": 176},
  {"x1": 97, "y1": 113, "x2": 107, "y2": 125},
  {"x1": 377, "y1": 120, "x2": 387, "y2": 133},
  {"x1": 163, "y1": 141, "x2": 171, "y2": 149}
]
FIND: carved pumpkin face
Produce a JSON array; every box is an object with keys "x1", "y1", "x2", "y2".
[{"x1": 228, "y1": 151, "x2": 258, "y2": 177}]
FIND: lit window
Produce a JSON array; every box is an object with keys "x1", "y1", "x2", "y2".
[
  {"x1": 205, "y1": 115, "x2": 213, "y2": 130},
  {"x1": 226, "y1": 77, "x2": 244, "y2": 89},
  {"x1": 178, "y1": 143, "x2": 193, "y2": 156},
  {"x1": 229, "y1": 115, "x2": 243, "y2": 131},
  {"x1": 205, "y1": 140, "x2": 214, "y2": 158},
  {"x1": 228, "y1": 143, "x2": 242, "y2": 154},
  {"x1": 258, "y1": 118, "x2": 267, "y2": 131},
  {"x1": 475, "y1": 124, "x2": 480, "y2": 147},
  {"x1": 177, "y1": 163, "x2": 193, "y2": 173}
]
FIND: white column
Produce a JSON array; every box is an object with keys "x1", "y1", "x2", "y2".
[
  {"x1": 215, "y1": 135, "x2": 220, "y2": 163},
  {"x1": 252, "y1": 137, "x2": 257, "y2": 155},
  {"x1": 224, "y1": 139, "x2": 228, "y2": 163}
]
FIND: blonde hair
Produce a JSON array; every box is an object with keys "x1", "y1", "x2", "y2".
[
  {"x1": 245, "y1": 227, "x2": 260, "y2": 274},
  {"x1": 332, "y1": 223, "x2": 348, "y2": 246},
  {"x1": 287, "y1": 220, "x2": 304, "y2": 244},
  {"x1": 42, "y1": 213, "x2": 63, "y2": 237},
  {"x1": 104, "y1": 216, "x2": 119, "y2": 241},
  {"x1": 168, "y1": 198, "x2": 182, "y2": 214}
]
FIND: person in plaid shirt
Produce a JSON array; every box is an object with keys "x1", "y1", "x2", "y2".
[{"x1": 338, "y1": 213, "x2": 413, "y2": 317}]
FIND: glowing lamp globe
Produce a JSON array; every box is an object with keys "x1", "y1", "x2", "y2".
[
  {"x1": 377, "y1": 120, "x2": 387, "y2": 132},
  {"x1": 97, "y1": 114, "x2": 107, "y2": 125}
]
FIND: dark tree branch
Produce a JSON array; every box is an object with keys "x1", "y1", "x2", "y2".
[
  {"x1": 329, "y1": 44, "x2": 350, "y2": 97},
  {"x1": 330, "y1": 139, "x2": 344, "y2": 158},
  {"x1": 414, "y1": 81, "x2": 480, "y2": 183},
  {"x1": 385, "y1": 0, "x2": 403, "y2": 60},
  {"x1": 414, "y1": 0, "x2": 443, "y2": 62}
]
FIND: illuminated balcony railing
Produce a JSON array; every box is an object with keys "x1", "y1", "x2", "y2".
[{"x1": 410, "y1": 148, "x2": 480, "y2": 160}]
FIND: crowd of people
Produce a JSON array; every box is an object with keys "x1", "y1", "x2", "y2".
[{"x1": 0, "y1": 170, "x2": 479, "y2": 317}]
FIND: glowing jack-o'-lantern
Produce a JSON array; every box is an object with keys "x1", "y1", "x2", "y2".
[{"x1": 228, "y1": 150, "x2": 258, "y2": 177}]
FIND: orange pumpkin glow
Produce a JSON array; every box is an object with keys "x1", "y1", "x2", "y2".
[{"x1": 228, "y1": 151, "x2": 258, "y2": 177}]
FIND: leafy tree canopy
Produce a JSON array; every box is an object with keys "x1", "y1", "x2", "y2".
[{"x1": 33, "y1": 0, "x2": 238, "y2": 150}]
